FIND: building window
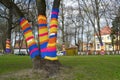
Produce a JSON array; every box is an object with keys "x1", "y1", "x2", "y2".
[
  {"x1": 107, "y1": 36, "x2": 110, "y2": 40},
  {"x1": 101, "y1": 37, "x2": 104, "y2": 40},
  {"x1": 97, "y1": 44, "x2": 100, "y2": 49},
  {"x1": 87, "y1": 46, "x2": 91, "y2": 50},
  {"x1": 109, "y1": 44, "x2": 112, "y2": 48},
  {"x1": 96, "y1": 37, "x2": 98, "y2": 41}
]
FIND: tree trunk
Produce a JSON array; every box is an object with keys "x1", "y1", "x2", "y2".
[
  {"x1": 35, "y1": 0, "x2": 62, "y2": 76},
  {"x1": 61, "y1": 0, "x2": 65, "y2": 43},
  {"x1": 5, "y1": 5, "x2": 13, "y2": 53},
  {"x1": 0, "y1": 0, "x2": 62, "y2": 76},
  {"x1": 32, "y1": 58, "x2": 61, "y2": 76}
]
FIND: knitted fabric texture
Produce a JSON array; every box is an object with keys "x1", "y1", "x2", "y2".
[
  {"x1": 5, "y1": 39, "x2": 11, "y2": 53},
  {"x1": 19, "y1": 18, "x2": 40, "y2": 58},
  {"x1": 45, "y1": 8, "x2": 59, "y2": 60},
  {"x1": 19, "y1": 7, "x2": 59, "y2": 60},
  {"x1": 37, "y1": 8, "x2": 59, "y2": 60},
  {"x1": 38, "y1": 15, "x2": 48, "y2": 58}
]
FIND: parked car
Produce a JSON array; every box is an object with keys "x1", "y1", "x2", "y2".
[
  {"x1": 0, "y1": 53, "x2": 4, "y2": 56},
  {"x1": 57, "y1": 51, "x2": 64, "y2": 56},
  {"x1": 14, "y1": 51, "x2": 27, "y2": 56}
]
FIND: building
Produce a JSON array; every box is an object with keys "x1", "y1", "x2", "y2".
[
  {"x1": 14, "y1": 40, "x2": 28, "y2": 55},
  {"x1": 83, "y1": 43, "x2": 93, "y2": 51},
  {"x1": 94, "y1": 26, "x2": 113, "y2": 51}
]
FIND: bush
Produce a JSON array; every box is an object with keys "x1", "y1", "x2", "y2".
[{"x1": 66, "y1": 48, "x2": 78, "y2": 56}]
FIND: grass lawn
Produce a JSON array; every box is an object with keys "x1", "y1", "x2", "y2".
[
  {"x1": 0, "y1": 55, "x2": 32, "y2": 74},
  {"x1": 1, "y1": 55, "x2": 120, "y2": 80},
  {"x1": 60, "y1": 55, "x2": 120, "y2": 80}
]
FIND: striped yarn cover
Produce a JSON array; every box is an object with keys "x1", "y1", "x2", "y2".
[
  {"x1": 19, "y1": 8, "x2": 59, "y2": 61},
  {"x1": 38, "y1": 8, "x2": 59, "y2": 60},
  {"x1": 5, "y1": 39, "x2": 11, "y2": 53},
  {"x1": 38, "y1": 15, "x2": 49, "y2": 58},
  {"x1": 100, "y1": 42, "x2": 104, "y2": 49},
  {"x1": 100, "y1": 42, "x2": 103, "y2": 46},
  {"x1": 45, "y1": 8, "x2": 59, "y2": 60},
  {"x1": 19, "y1": 18, "x2": 40, "y2": 58}
]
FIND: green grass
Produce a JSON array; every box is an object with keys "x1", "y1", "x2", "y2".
[
  {"x1": 0, "y1": 55, "x2": 32, "y2": 74},
  {"x1": 59, "y1": 55, "x2": 120, "y2": 80},
  {"x1": 1, "y1": 55, "x2": 120, "y2": 80}
]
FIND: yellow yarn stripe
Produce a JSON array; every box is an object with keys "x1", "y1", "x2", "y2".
[
  {"x1": 21, "y1": 20, "x2": 28, "y2": 28},
  {"x1": 39, "y1": 28, "x2": 48, "y2": 34},
  {"x1": 6, "y1": 44, "x2": 10, "y2": 47},
  {"x1": 39, "y1": 35, "x2": 48, "y2": 42},
  {"x1": 50, "y1": 21, "x2": 58, "y2": 25},
  {"x1": 38, "y1": 15, "x2": 47, "y2": 21},
  {"x1": 6, "y1": 46, "x2": 10, "y2": 48},
  {"x1": 45, "y1": 56, "x2": 58, "y2": 61},
  {"x1": 47, "y1": 43, "x2": 56, "y2": 47},
  {"x1": 50, "y1": 27, "x2": 57, "y2": 33},
  {"x1": 24, "y1": 32, "x2": 33, "y2": 38}
]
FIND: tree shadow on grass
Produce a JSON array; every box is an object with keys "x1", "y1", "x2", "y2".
[{"x1": 0, "y1": 66, "x2": 74, "y2": 80}]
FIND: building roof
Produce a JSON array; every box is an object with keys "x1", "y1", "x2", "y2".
[
  {"x1": 14, "y1": 40, "x2": 27, "y2": 49},
  {"x1": 14, "y1": 44, "x2": 27, "y2": 49},
  {"x1": 95, "y1": 26, "x2": 111, "y2": 36},
  {"x1": 100, "y1": 26, "x2": 111, "y2": 35}
]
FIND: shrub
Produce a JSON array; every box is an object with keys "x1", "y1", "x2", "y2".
[{"x1": 66, "y1": 48, "x2": 78, "y2": 56}]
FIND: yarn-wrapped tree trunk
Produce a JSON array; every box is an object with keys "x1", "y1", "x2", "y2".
[
  {"x1": 5, "y1": 5, "x2": 13, "y2": 53},
  {"x1": 18, "y1": 0, "x2": 61, "y2": 75},
  {"x1": 36, "y1": 0, "x2": 61, "y2": 75},
  {"x1": 0, "y1": 0, "x2": 61, "y2": 76}
]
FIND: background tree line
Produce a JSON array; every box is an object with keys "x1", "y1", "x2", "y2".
[
  {"x1": 0, "y1": 0, "x2": 119, "y2": 53},
  {"x1": 0, "y1": 0, "x2": 120, "y2": 77}
]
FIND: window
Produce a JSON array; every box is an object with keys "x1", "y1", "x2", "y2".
[
  {"x1": 97, "y1": 44, "x2": 100, "y2": 49},
  {"x1": 87, "y1": 46, "x2": 91, "y2": 50},
  {"x1": 96, "y1": 37, "x2": 98, "y2": 41},
  {"x1": 107, "y1": 36, "x2": 110, "y2": 40},
  {"x1": 101, "y1": 37, "x2": 104, "y2": 40},
  {"x1": 109, "y1": 44, "x2": 112, "y2": 48}
]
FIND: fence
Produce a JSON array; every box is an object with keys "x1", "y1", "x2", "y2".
[
  {"x1": 79, "y1": 51, "x2": 120, "y2": 55},
  {"x1": 60, "y1": 47, "x2": 120, "y2": 56}
]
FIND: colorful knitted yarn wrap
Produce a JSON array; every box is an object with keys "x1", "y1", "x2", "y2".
[
  {"x1": 45, "y1": 8, "x2": 59, "y2": 60},
  {"x1": 100, "y1": 42, "x2": 103, "y2": 46},
  {"x1": 19, "y1": 18, "x2": 40, "y2": 58},
  {"x1": 100, "y1": 42, "x2": 104, "y2": 49},
  {"x1": 38, "y1": 15, "x2": 49, "y2": 58},
  {"x1": 5, "y1": 39, "x2": 11, "y2": 53},
  {"x1": 37, "y1": 8, "x2": 59, "y2": 60}
]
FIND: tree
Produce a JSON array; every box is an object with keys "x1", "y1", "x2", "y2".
[
  {"x1": 81, "y1": 0, "x2": 104, "y2": 50},
  {"x1": 5, "y1": 5, "x2": 13, "y2": 53},
  {"x1": 0, "y1": 0, "x2": 61, "y2": 77},
  {"x1": 111, "y1": 7, "x2": 120, "y2": 53},
  {"x1": 0, "y1": 18, "x2": 7, "y2": 52},
  {"x1": 0, "y1": 3, "x2": 12, "y2": 53}
]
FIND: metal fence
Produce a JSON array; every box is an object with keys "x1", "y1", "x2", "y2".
[{"x1": 78, "y1": 51, "x2": 120, "y2": 55}]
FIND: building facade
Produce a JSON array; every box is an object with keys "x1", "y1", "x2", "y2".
[{"x1": 95, "y1": 26, "x2": 113, "y2": 51}]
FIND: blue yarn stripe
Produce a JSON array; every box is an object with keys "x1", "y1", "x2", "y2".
[
  {"x1": 30, "y1": 50, "x2": 40, "y2": 58},
  {"x1": 23, "y1": 27, "x2": 31, "y2": 33},
  {"x1": 49, "y1": 34, "x2": 57, "y2": 38},
  {"x1": 40, "y1": 42, "x2": 48, "y2": 49},
  {"x1": 38, "y1": 24, "x2": 47, "y2": 27},
  {"x1": 29, "y1": 44, "x2": 38, "y2": 51}
]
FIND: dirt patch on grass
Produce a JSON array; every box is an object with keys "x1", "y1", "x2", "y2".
[{"x1": 0, "y1": 67, "x2": 75, "y2": 80}]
